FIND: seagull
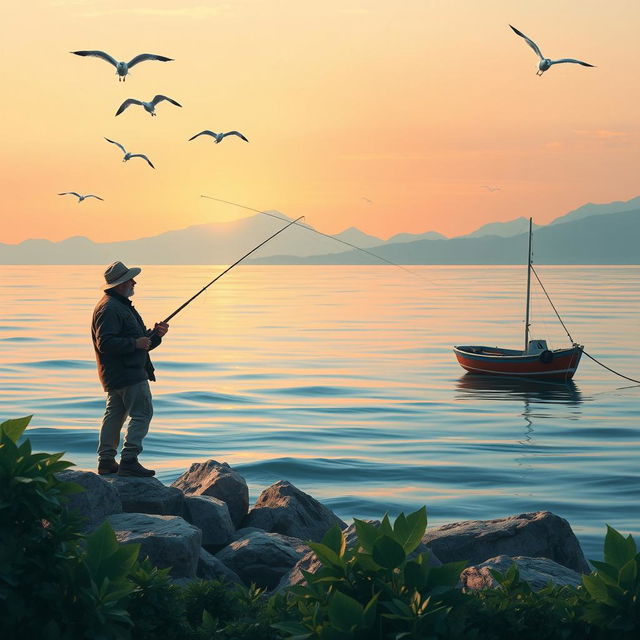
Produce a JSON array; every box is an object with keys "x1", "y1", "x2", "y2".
[
  {"x1": 188, "y1": 130, "x2": 249, "y2": 144},
  {"x1": 116, "y1": 95, "x2": 182, "y2": 117},
  {"x1": 104, "y1": 138, "x2": 155, "y2": 168},
  {"x1": 482, "y1": 186, "x2": 501, "y2": 192},
  {"x1": 58, "y1": 192, "x2": 104, "y2": 202},
  {"x1": 362, "y1": 197, "x2": 373, "y2": 204},
  {"x1": 71, "y1": 51, "x2": 173, "y2": 81},
  {"x1": 509, "y1": 25, "x2": 595, "y2": 76}
]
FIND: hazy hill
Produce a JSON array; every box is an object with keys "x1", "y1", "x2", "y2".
[
  {"x1": 1, "y1": 196, "x2": 639, "y2": 265},
  {"x1": 250, "y1": 209, "x2": 640, "y2": 265}
]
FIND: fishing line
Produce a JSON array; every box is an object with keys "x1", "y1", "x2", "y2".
[
  {"x1": 200, "y1": 194, "x2": 434, "y2": 283},
  {"x1": 530, "y1": 265, "x2": 640, "y2": 385}
]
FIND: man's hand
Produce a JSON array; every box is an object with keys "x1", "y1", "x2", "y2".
[
  {"x1": 135, "y1": 337, "x2": 151, "y2": 350},
  {"x1": 154, "y1": 322, "x2": 169, "y2": 337}
]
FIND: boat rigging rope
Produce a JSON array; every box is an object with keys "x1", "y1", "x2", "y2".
[{"x1": 530, "y1": 265, "x2": 640, "y2": 385}]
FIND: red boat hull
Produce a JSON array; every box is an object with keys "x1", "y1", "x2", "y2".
[{"x1": 453, "y1": 345, "x2": 583, "y2": 380}]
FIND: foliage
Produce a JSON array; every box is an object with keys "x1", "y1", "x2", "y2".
[
  {"x1": 4, "y1": 414, "x2": 640, "y2": 639},
  {"x1": 127, "y1": 559, "x2": 187, "y2": 639},
  {"x1": 0, "y1": 415, "x2": 137, "y2": 639},
  {"x1": 279, "y1": 507, "x2": 469, "y2": 639},
  {"x1": 580, "y1": 525, "x2": 640, "y2": 638}
]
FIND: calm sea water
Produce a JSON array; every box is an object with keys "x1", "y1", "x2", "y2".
[{"x1": 1, "y1": 265, "x2": 638, "y2": 559}]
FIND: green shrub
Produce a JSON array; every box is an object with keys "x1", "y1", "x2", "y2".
[
  {"x1": 277, "y1": 507, "x2": 469, "y2": 639},
  {"x1": 0, "y1": 416, "x2": 137, "y2": 638}
]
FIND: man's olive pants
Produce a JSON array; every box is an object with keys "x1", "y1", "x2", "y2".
[{"x1": 97, "y1": 380, "x2": 153, "y2": 462}]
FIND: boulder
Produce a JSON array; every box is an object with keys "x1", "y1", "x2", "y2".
[
  {"x1": 56, "y1": 470, "x2": 122, "y2": 530},
  {"x1": 215, "y1": 530, "x2": 309, "y2": 590},
  {"x1": 197, "y1": 549, "x2": 243, "y2": 585},
  {"x1": 184, "y1": 495, "x2": 235, "y2": 547},
  {"x1": 108, "y1": 513, "x2": 201, "y2": 579},
  {"x1": 103, "y1": 476, "x2": 184, "y2": 516},
  {"x1": 172, "y1": 460, "x2": 248, "y2": 527},
  {"x1": 243, "y1": 480, "x2": 347, "y2": 542},
  {"x1": 277, "y1": 519, "x2": 442, "y2": 590},
  {"x1": 421, "y1": 511, "x2": 590, "y2": 573},
  {"x1": 461, "y1": 555, "x2": 583, "y2": 591}
]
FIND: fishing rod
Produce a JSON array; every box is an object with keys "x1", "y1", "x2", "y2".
[
  {"x1": 200, "y1": 194, "x2": 427, "y2": 279},
  {"x1": 150, "y1": 215, "x2": 304, "y2": 334}
]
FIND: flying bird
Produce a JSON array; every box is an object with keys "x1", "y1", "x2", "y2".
[
  {"x1": 482, "y1": 186, "x2": 501, "y2": 192},
  {"x1": 509, "y1": 25, "x2": 595, "y2": 76},
  {"x1": 116, "y1": 95, "x2": 182, "y2": 117},
  {"x1": 188, "y1": 130, "x2": 249, "y2": 144},
  {"x1": 104, "y1": 138, "x2": 155, "y2": 168},
  {"x1": 58, "y1": 192, "x2": 104, "y2": 202},
  {"x1": 362, "y1": 197, "x2": 373, "y2": 204},
  {"x1": 71, "y1": 51, "x2": 173, "y2": 81}
]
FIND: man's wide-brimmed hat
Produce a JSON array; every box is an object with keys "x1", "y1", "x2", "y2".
[{"x1": 103, "y1": 261, "x2": 141, "y2": 289}]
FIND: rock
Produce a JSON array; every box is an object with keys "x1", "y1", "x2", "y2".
[
  {"x1": 243, "y1": 480, "x2": 347, "y2": 542},
  {"x1": 461, "y1": 555, "x2": 583, "y2": 591},
  {"x1": 103, "y1": 476, "x2": 184, "y2": 516},
  {"x1": 232, "y1": 527, "x2": 265, "y2": 540},
  {"x1": 215, "y1": 530, "x2": 309, "y2": 590},
  {"x1": 277, "y1": 519, "x2": 442, "y2": 591},
  {"x1": 108, "y1": 513, "x2": 201, "y2": 579},
  {"x1": 421, "y1": 511, "x2": 590, "y2": 573},
  {"x1": 184, "y1": 495, "x2": 235, "y2": 547},
  {"x1": 56, "y1": 470, "x2": 122, "y2": 531},
  {"x1": 197, "y1": 549, "x2": 243, "y2": 585},
  {"x1": 172, "y1": 460, "x2": 249, "y2": 527}
]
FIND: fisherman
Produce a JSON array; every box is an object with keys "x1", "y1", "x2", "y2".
[{"x1": 91, "y1": 261, "x2": 169, "y2": 477}]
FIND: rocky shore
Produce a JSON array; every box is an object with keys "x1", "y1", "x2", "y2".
[{"x1": 58, "y1": 459, "x2": 590, "y2": 592}]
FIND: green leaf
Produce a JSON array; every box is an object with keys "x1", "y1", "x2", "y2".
[
  {"x1": 618, "y1": 557, "x2": 638, "y2": 590},
  {"x1": 604, "y1": 525, "x2": 637, "y2": 570},
  {"x1": 308, "y1": 542, "x2": 344, "y2": 569},
  {"x1": 353, "y1": 519, "x2": 380, "y2": 553},
  {"x1": 427, "y1": 560, "x2": 467, "y2": 589},
  {"x1": 272, "y1": 621, "x2": 312, "y2": 638},
  {"x1": 328, "y1": 590, "x2": 363, "y2": 631},
  {"x1": 372, "y1": 535, "x2": 406, "y2": 569},
  {"x1": 400, "y1": 506, "x2": 427, "y2": 554},
  {"x1": 379, "y1": 514, "x2": 393, "y2": 537},
  {"x1": 322, "y1": 524, "x2": 346, "y2": 557},
  {"x1": 0, "y1": 415, "x2": 32, "y2": 442},
  {"x1": 362, "y1": 592, "x2": 379, "y2": 628},
  {"x1": 582, "y1": 574, "x2": 618, "y2": 606},
  {"x1": 590, "y1": 559, "x2": 618, "y2": 585},
  {"x1": 404, "y1": 560, "x2": 427, "y2": 590}
]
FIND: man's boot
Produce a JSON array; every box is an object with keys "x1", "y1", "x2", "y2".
[
  {"x1": 97, "y1": 458, "x2": 119, "y2": 475},
  {"x1": 118, "y1": 457, "x2": 155, "y2": 477}
]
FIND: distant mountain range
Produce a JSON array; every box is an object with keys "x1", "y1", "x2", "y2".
[{"x1": 1, "y1": 197, "x2": 639, "y2": 264}]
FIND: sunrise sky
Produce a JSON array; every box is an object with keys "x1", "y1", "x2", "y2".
[{"x1": 2, "y1": 0, "x2": 639, "y2": 243}]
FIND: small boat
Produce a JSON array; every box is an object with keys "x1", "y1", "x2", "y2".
[{"x1": 453, "y1": 218, "x2": 583, "y2": 381}]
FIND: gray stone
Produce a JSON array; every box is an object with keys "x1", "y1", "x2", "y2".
[
  {"x1": 103, "y1": 476, "x2": 184, "y2": 516},
  {"x1": 56, "y1": 470, "x2": 122, "y2": 530},
  {"x1": 421, "y1": 511, "x2": 590, "y2": 573},
  {"x1": 172, "y1": 460, "x2": 249, "y2": 527},
  {"x1": 277, "y1": 519, "x2": 442, "y2": 591},
  {"x1": 184, "y1": 495, "x2": 235, "y2": 547},
  {"x1": 243, "y1": 480, "x2": 346, "y2": 542},
  {"x1": 215, "y1": 530, "x2": 309, "y2": 590},
  {"x1": 461, "y1": 555, "x2": 583, "y2": 591},
  {"x1": 232, "y1": 527, "x2": 265, "y2": 540},
  {"x1": 197, "y1": 549, "x2": 243, "y2": 585},
  {"x1": 108, "y1": 513, "x2": 201, "y2": 579}
]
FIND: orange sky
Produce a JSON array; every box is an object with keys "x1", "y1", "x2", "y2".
[{"x1": 1, "y1": 0, "x2": 639, "y2": 243}]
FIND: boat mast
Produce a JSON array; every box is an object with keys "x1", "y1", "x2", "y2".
[{"x1": 524, "y1": 217, "x2": 532, "y2": 352}]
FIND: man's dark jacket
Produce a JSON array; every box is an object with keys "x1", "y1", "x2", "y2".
[{"x1": 91, "y1": 290, "x2": 162, "y2": 391}]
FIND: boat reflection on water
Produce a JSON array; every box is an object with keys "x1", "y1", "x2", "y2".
[{"x1": 455, "y1": 372, "x2": 583, "y2": 407}]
